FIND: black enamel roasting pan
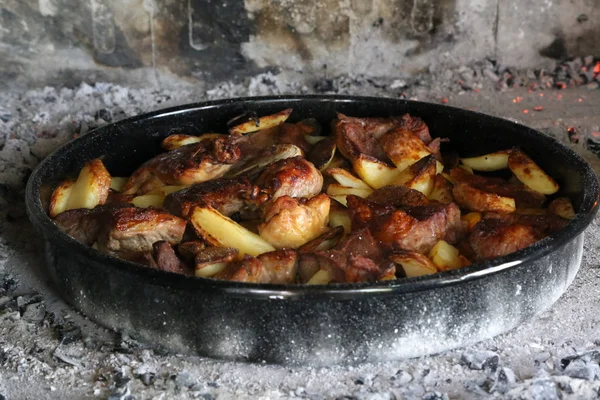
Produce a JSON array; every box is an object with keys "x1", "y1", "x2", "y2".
[{"x1": 26, "y1": 96, "x2": 599, "y2": 365}]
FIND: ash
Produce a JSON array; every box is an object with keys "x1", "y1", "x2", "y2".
[{"x1": 2, "y1": 60, "x2": 600, "y2": 399}]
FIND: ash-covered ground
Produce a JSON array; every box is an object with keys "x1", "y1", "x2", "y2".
[{"x1": 2, "y1": 61, "x2": 600, "y2": 399}]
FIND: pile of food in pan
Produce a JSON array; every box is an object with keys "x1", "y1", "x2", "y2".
[{"x1": 48, "y1": 109, "x2": 576, "y2": 284}]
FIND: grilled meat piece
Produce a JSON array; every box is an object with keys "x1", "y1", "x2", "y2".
[
  {"x1": 468, "y1": 219, "x2": 540, "y2": 261},
  {"x1": 255, "y1": 156, "x2": 323, "y2": 200},
  {"x1": 347, "y1": 196, "x2": 464, "y2": 254},
  {"x1": 152, "y1": 241, "x2": 193, "y2": 275},
  {"x1": 96, "y1": 207, "x2": 186, "y2": 258},
  {"x1": 123, "y1": 136, "x2": 241, "y2": 195},
  {"x1": 333, "y1": 114, "x2": 398, "y2": 161},
  {"x1": 259, "y1": 194, "x2": 330, "y2": 249},
  {"x1": 450, "y1": 168, "x2": 546, "y2": 209},
  {"x1": 483, "y1": 212, "x2": 568, "y2": 235},
  {"x1": 299, "y1": 228, "x2": 390, "y2": 283},
  {"x1": 164, "y1": 177, "x2": 256, "y2": 218},
  {"x1": 217, "y1": 249, "x2": 298, "y2": 284},
  {"x1": 177, "y1": 241, "x2": 206, "y2": 263},
  {"x1": 366, "y1": 185, "x2": 431, "y2": 208},
  {"x1": 53, "y1": 203, "x2": 131, "y2": 245}
]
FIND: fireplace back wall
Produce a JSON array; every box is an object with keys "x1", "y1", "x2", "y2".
[{"x1": 1, "y1": 0, "x2": 599, "y2": 89}]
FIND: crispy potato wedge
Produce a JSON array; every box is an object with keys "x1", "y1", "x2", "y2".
[
  {"x1": 330, "y1": 195, "x2": 349, "y2": 206},
  {"x1": 65, "y1": 159, "x2": 111, "y2": 211},
  {"x1": 353, "y1": 154, "x2": 402, "y2": 189},
  {"x1": 49, "y1": 179, "x2": 75, "y2": 217},
  {"x1": 195, "y1": 262, "x2": 229, "y2": 278},
  {"x1": 306, "y1": 269, "x2": 333, "y2": 285},
  {"x1": 304, "y1": 135, "x2": 327, "y2": 145},
  {"x1": 147, "y1": 185, "x2": 187, "y2": 196},
  {"x1": 549, "y1": 197, "x2": 576, "y2": 219},
  {"x1": 229, "y1": 108, "x2": 292, "y2": 135},
  {"x1": 428, "y1": 174, "x2": 454, "y2": 204},
  {"x1": 461, "y1": 212, "x2": 482, "y2": 231},
  {"x1": 327, "y1": 168, "x2": 372, "y2": 189},
  {"x1": 381, "y1": 128, "x2": 432, "y2": 171},
  {"x1": 329, "y1": 203, "x2": 352, "y2": 233},
  {"x1": 191, "y1": 206, "x2": 275, "y2": 256},
  {"x1": 110, "y1": 177, "x2": 128, "y2": 192},
  {"x1": 460, "y1": 150, "x2": 510, "y2": 171},
  {"x1": 458, "y1": 164, "x2": 474, "y2": 174},
  {"x1": 453, "y1": 182, "x2": 516, "y2": 213},
  {"x1": 508, "y1": 150, "x2": 559, "y2": 195},
  {"x1": 132, "y1": 194, "x2": 165, "y2": 208},
  {"x1": 162, "y1": 133, "x2": 225, "y2": 151},
  {"x1": 436, "y1": 161, "x2": 445, "y2": 174},
  {"x1": 391, "y1": 155, "x2": 436, "y2": 196},
  {"x1": 326, "y1": 184, "x2": 373, "y2": 198},
  {"x1": 429, "y1": 240, "x2": 462, "y2": 271},
  {"x1": 390, "y1": 251, "x2": 438, "y2": 278}
]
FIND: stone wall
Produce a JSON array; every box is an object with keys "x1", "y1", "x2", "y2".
[{"x1": 0, "y1": 0, "x2": 598, "y2": 89}]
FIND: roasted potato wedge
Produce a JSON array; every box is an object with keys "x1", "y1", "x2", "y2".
[
  {"x1": 307, "y1": 138, "x2": 337, "y2": 171},
  {"x1": 110, "y1": 177, "x2": 128, "y2": 192},
  {"x1": 131, "y1": 194, "x2": 165, "y2": 208},
  {"x1": 229, "y1": 108, "x2": 292, "y2": 135},
  {"x1": 391, "y1": 155, "x2": 436, "y2": 196},
  {"x1": 390, "y1": 251, "x2": 438, "y2": 278},
  {"x1": 453, "y1": 182, "x2": 516, "y2": 213},
  {"x1": 508, "y1": 150, "x2": 559, "y2": 195},
  {"x1": 428, "y1": 240, "x2": 462, "y2": 271},
  {"x1": 327, "y1": 168, "x2": 372, "y2": 190},
  {"x1": 460, "y1": 151, "x2": 510, "y2": 171},
  {"x1": 64, "y1": 159, "x2": 111, "y2": 211},
  {"x1": 353, "y1": 154, "x2": 402, "y2": 189},
  {"x1": 162, "y1": 133, "x2": 224, "y2": 151},
  {"x1": 195, "y1": 262, "x2": 230, "y2": 278},
  {"x1": 326, "y1": 184, "x2": 373, "y2": 199},
  {"x1": 191, "y1": 206, "x2": 275, "y2": 256},
  {"x1": 306, "y1": 269, "x2": 334, "y2": 285},
  {"x1": 49, "y1": 179, "x2": 75, "y2": 218},
  {"x1": 381, "y1": 128, "x2": 432, "y2": 171},
  {"x1": 428, "y1": 174, "x2": 454, "y2": 204},
  {"x1": 329, "y1": 203, "x2": 352, "y2": 233},
  {"x1": 304, "y1": 135, "x2": 327, "y2": 145},
  {"x1": 147, "y1": 185, "x2": 187, "y2": 196},
  {"x1": 549, "y1": 197, "x2": 576, "y2": 219},
  {"x1": 461, "y1": 212, "x2": 482, "y2": 231}
]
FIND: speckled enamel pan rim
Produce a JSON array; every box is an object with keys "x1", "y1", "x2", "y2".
[{"x1": 25, "y1": 95, "x2": 600, "y2": 300}]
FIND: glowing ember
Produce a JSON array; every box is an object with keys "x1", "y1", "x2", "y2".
[
  {"x1": 594, "y1": 62, "x2": 600, "y2": 75},
  {"x1": 522, "y1": 109, "x2": 529, "y2": 114},
  {"x1": 557, "y1": 94, "x2": 563, "y2": 100},
  {"x1": 567, "y1": 127, "x2": 579, "y2": 144},
  {"x1": 578, "y1": 98, "x2": 583, "y2": 102},
  {"x1": 539, "y1": 93, "x2": 544, "y2": 97},
  {"x1": 513, "y1": 96, "x2": 523, "y2": 103},
  {"x1": 534, "y1": 106, "x2": 544, "y2": 111},
  {"x1": 442, "y1": 98, "x2": 448, "y2": 104},
  {"x1": 592, "y1": 131, "x2": 600, "y2": 138}
]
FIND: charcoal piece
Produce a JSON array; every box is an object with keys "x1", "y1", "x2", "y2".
[
  {"x1": 56, "y1": 322, "x2": 83, "y2": 345},
  {"x1": 461, "y1": 349, "x2": 499, "y2": 370},
  {"x1": 94, "y1": 108, "x2": 112, "y2": 122},
  {"x1": 314, "y1": 78, "x2": 336, "y2": 93},
  {"x1": 22, "y1": 302, "x2": 45, "y2": 323},
  {"x1": 587, "y1": 138, "x2": 600, "y2": 158},
  {"x1": 488, "y1": 367, "x2": 516, "y2": 394},
  {"x1": 114, "y1": 371, "x2": 131, "y2": 388},
  {"x1": 423, "y1": 392, "x2": 448, "y2": 400},
  {"x1": 0, "y1": 274, "x2": 17, "y2": 296},
  {"x1": 139, "y1": 372, "x2": 156, "y2": 386},
  {"x1": 175, "y1": 371, "x2": 196, "y2": 389}
]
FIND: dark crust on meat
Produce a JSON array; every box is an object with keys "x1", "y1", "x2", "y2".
[
  {"x1": 153, "y1": 241, "x2": 193, "y2": 275},
  {"x1": 108, "y1": 207, "x2": 185, "y2": 232},
  {"x1": 468, "y1": 219, "x2": 540, "y2": 261},
  {"x1": 164, "y1": 177, "x2": 254, "y2": 218},
  {"x1": 255, "y1": 156, "x2": 323, "y2": 199},
  {"x1": 367, "y1": 185, "x2": 431, "y2": 208}
]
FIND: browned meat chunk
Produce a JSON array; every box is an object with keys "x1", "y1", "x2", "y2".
[
  {"x1": 333, "y1": 114, "x2": 399, "y2": 161},
  {"x1": 97, "y1": 207, "x2": 186, "y2": 258},
  {"x1": 299, "y1": 228, "x2": 391, "y2": 283},
  {"x1": 468, "y1": 219, "x2": 541, "y2": 261},
  {"x1": 163, "y1": 177, "x2": 255, "y2": 218},
  {"x1": 367, "y1": 185, "x2": 431, "y2": 208},
  {"x1": 450, "y1": 168, "x2": 546, "y2": 209},
  {"x1": 123, "y1": 136, "x2": 241, "y2": 195},
  {"x1": 255, "y1": 156, "x2": 323, "y2": 200},
  {"x1": 483, "y1": 212, "x2": 568, "y2": 235},
  {"x1": 217, "y1": 249, "x2": 298, "y2": 284},
  {"x1": 152, "y1": 241, "x2": 193, "y2": 275},
  {"x1": 347, "y1": 196, "x2": 464, "y2": 254},
  {"x1": 53, "y1": 208, "x2": 103, "y2": 246},
  {"x1": 53, "y1": 203, "x2": 131, "y2": 245}
]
